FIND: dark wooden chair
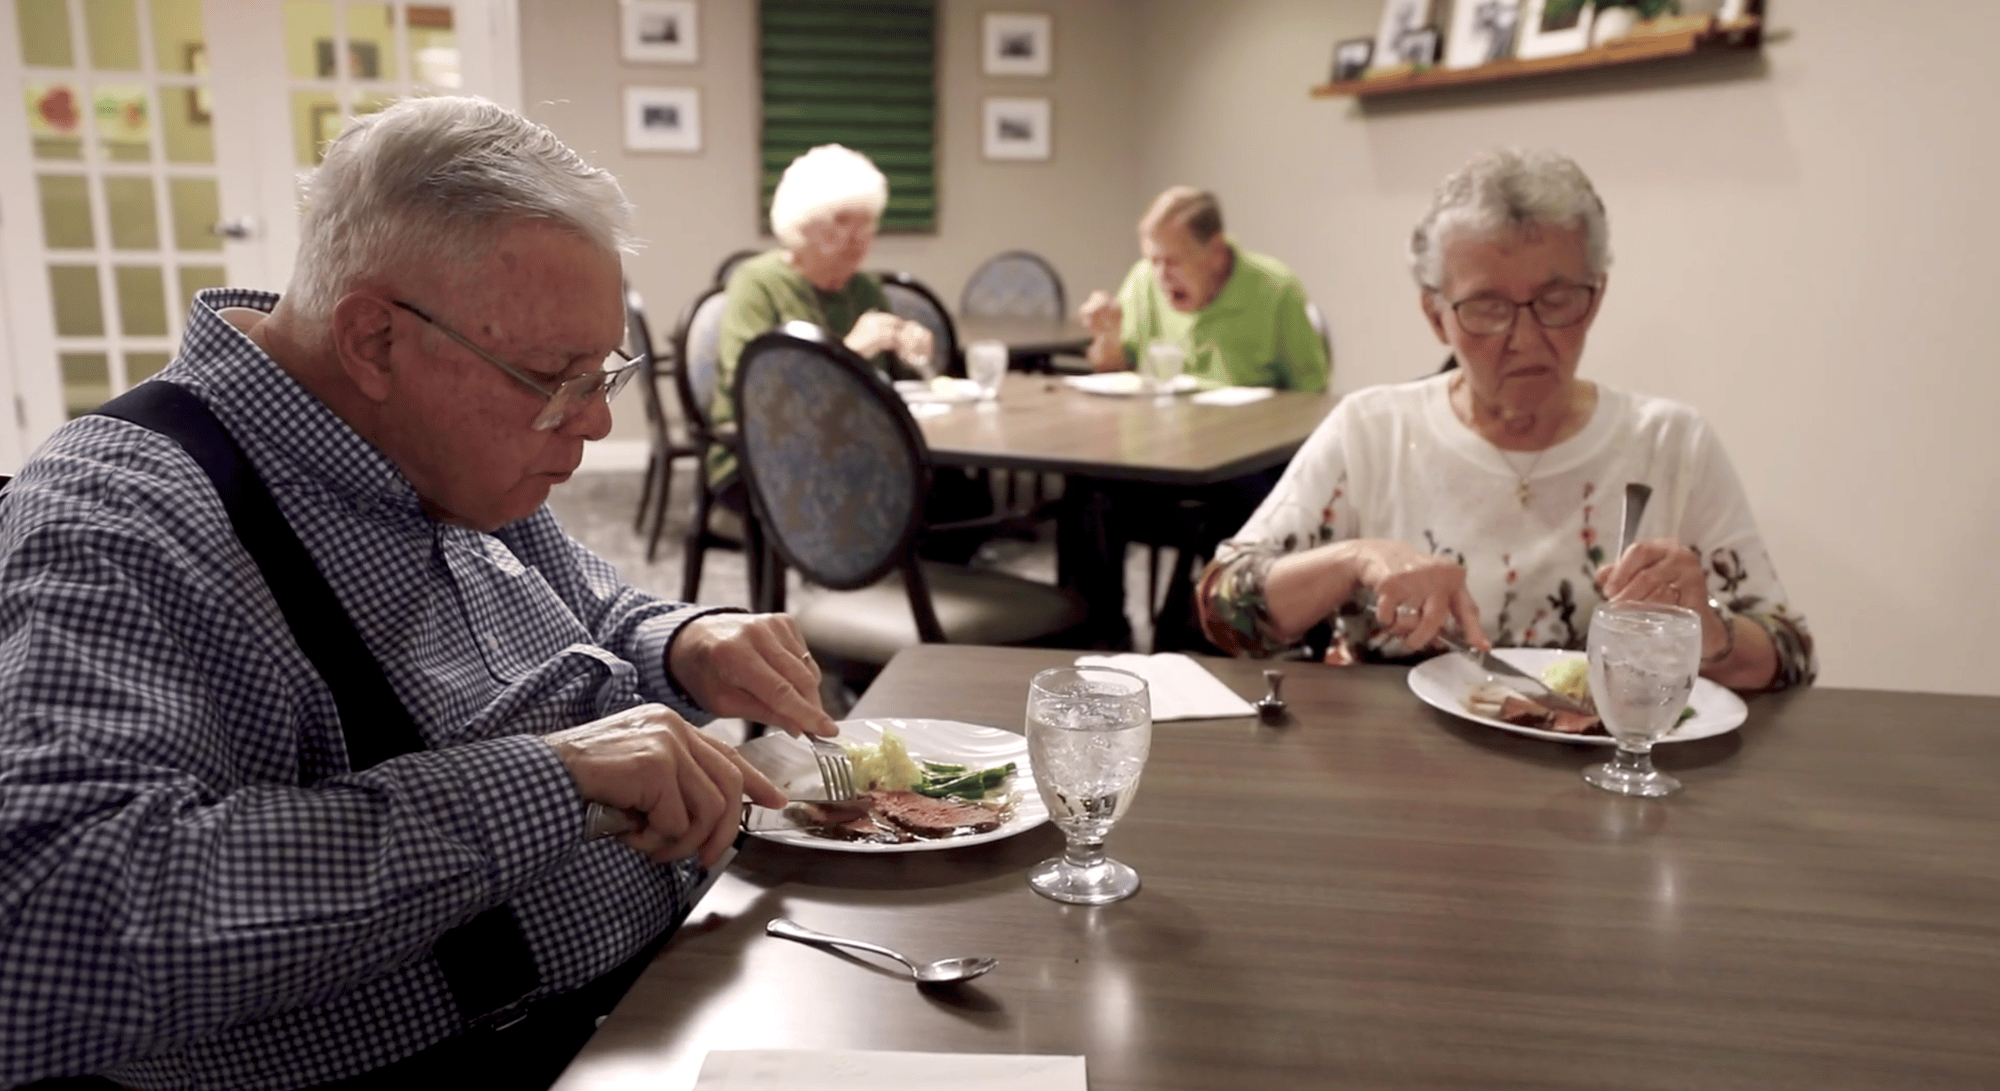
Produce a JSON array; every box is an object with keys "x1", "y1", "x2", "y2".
[{"x1": 733, "y1": 321, "x2": 1086, "y2": 691}]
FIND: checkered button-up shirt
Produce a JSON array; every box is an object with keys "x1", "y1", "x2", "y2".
[{"x1": 0, "y1": 289, "x2": 727, "y2": 1089}]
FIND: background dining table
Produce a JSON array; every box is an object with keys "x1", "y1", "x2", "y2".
[
  {"x1": 554, "y1": 645, "x2": 2000, "y2": 1090},
  {"x1": 915, "y1": 371, "x2": 1334, "y2": 485},
  {"x1": 952, "y1": 315, "x2": 1092, "y2": 372}
]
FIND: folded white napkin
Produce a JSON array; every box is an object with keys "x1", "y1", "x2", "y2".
[
  {"x1": 1191, "y1": 385, "x2": 1275, "y2": 407},
  {"x1": 1074, "y1": 652, "x2": 1256, "y2": 721},
  {"x1": 696, "y1": 1050, "x2": 1087, "y2": 1090},
  {"x1": 905, "y1": 401, "x2": 953, "y2": 418}
]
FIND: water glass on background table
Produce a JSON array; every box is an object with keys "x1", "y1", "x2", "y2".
[
  {"x1": 1025, "y1": 665, "x2": 1153, "y2": 904},
  {"x1": 1144, "y1": 341, "x2": 1186, "y2": 396},
  {"x1": 1583, "y1": 601, "x2": 1703, "y2": 797},
  {"x1": 967, "y1": 339, "x2": 1008, "y2": 402}
]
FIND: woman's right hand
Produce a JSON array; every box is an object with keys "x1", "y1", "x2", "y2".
[
  {"x1": 845, "y1": 310, "x2": 906, "y2": 359},
  {"x1": 1355, "y1": 539, "x2": 1488, "y2": 653}
]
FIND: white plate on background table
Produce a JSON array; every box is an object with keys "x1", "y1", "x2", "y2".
[
  {"x1": 1062, "y1": 372, "x2": 1200, "y2": 397},
  {"x1": 739, "y1": 718, "x2": 1047, "y2": 853},
  {"x1": 1407, "y1": 647, "x2": 1748, "y2": 745},
  {"x1": 894, "y1": 378, "x2": 982, "y2": 404}
]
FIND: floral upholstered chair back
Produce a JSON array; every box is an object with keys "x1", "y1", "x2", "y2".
[
  {"x1": 672, "y1": 286, "x2": 731, "y2": 431},
  {"x1": 960, "y1": 250, "x2": 1066, "y2": 321},
  {"x1": 734, "y1": 321, "x2": 928, "y2": 590}
]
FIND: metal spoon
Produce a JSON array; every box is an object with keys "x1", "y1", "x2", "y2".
[
  {"x1": 1618, "y1": 482, "x2": 1653, "y2": 560},
  {"x1": 765, "y1": 918, "x2": 997, "y2": 985}
]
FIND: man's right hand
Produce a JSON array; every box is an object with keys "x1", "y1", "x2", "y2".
[
  {"x1": 544, "y1": 704, "x2": 784, "y2": 867},
  {"x1": 1079, "y1": 290, "x2": 1122, "y2": 336}
]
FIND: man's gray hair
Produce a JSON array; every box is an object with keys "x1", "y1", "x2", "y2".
[
  {"x1": 1408, "y1": 148, "x2": 1610, "y2": 288},
  {"x1": 286, "y1": 96, "x2": 635, "y2": 324}
]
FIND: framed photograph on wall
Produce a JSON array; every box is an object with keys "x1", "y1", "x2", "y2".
[
  {"x1": 621, "y1": 0, "x2": 699, "y2": 65},
  {"x1": 1444, "y1": 0, "x2": 1522, "y2": 69},
  {"x1": 624, "y1": 86, "x2": 702, "y2": 152},
  {"x1": 1370, "y1": 0, "x2": 1432, "y2": 71},
  {"x1": 983, "y1": 12, "x2": 1052, "y2": 77},
  {"x1": 982, "y1": 97, "x2": 1050, "y2": 161},
  {"x1": 1516, "y1": 0, "x2": 1593, "y2": 60},
  {"x1": 1331, "y1": 38, "x2": 1373, "y2": 82}
]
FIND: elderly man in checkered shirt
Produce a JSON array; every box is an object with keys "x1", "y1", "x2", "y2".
[{"x1": 0, "y1": 97, "x2": 837, "y2": 1091}]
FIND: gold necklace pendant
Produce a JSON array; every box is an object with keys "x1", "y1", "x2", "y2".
[{"x1": 1516, "y1": 479, "x2": 1531, "y2": 506}]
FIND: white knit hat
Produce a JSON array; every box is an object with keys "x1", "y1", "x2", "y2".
[{"x1": 769, "y1": 144, "x2": 888, "y2": 249}]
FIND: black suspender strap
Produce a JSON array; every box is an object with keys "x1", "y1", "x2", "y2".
[
  {"x1": 92, "y1": 381, "x2": 539, "y2": 1022},
  {"x1": 95, "y1": 382, "x2": 425, "y2": 768}
]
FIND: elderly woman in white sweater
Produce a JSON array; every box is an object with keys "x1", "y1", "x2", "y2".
[{"x1": 1197, "y1": 148, "x2": 1814, "y2": 693}]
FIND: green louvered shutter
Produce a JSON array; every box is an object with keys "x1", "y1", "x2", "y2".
[{"x1": 760, "y1": 0, "x2": 937, "y2": 233}]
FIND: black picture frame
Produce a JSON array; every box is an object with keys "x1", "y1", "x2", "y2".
[
  {"x1": 1332, "y1": 37, "x2": 1374, "y2": 82},
  {"x1": 1399, "y1": 25, "x2": 1441, "y2": 66}
]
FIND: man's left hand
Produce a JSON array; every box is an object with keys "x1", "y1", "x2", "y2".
[{"x1": 668, "y1": 613, "x2": 839, "y2": 738}]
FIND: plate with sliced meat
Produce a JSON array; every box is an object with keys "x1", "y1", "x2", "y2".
[
  {"x1": 1406, "y1": 648, "x2": 1748, "y2": 745},
  {"x1": 738, "y1": 718, "x2": 1048, "y2": 853}
]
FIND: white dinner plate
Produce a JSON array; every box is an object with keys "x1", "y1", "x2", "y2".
[
  {"x1": 1062, "y1": 372, "x2": 1199, "y2": 397},
  {"x1": 894, "y1": 378, "x2": 982, "y2": 404},
  {"x1": 741, "y1": 718, "x2": 1047, "y2": 853},
  {"x1": 1406, "y1": 647, "x2": 1748, "y2": 745}
]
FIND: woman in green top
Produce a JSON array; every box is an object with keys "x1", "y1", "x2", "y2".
[{"x1": 709, "y1": 144, "x2": 990, "y2": 560}]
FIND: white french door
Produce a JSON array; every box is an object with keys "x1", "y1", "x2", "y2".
[{"x1": 0, "y1": 0, "x2": 519, "y2": 470}]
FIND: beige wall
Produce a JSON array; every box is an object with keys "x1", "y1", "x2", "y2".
[
  {"x1": 1129, "y1": 0, "x2": 2000, "y2": 694},
  {"x1": 524, "y1": 0, "x2": 1999, "y2": 694},
  {"x1": 520, "y1": 0, "x2": 1145, "y2": 404}
]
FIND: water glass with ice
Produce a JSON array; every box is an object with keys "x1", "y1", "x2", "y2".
[
  {"x1": 1025, "y1": 665, "x2": 1152, "y2": 904},
  {"x1": 967, "y1": 340, "x2": 1008, "y2": 401},
  {"x1": 1143, "y1": 341, "x2": 1186, "y2": 395},
  {"x1": 1582, "y1": 601, "x2": 1702, "y2": 797}
]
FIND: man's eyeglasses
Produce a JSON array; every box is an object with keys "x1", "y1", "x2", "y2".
[
  {"x1": 392, "y1": 300, "x2": 643, "y2": 431},
  {"x1": 1438, "y1": 283, "x2": 1598, "y2": 337}
]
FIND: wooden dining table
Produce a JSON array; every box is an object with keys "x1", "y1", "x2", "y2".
[
  {"x1": 554, "y1": 645, "x2": 2000, "y2": 1090},
  {"x1": 916, "y1": 371, "x2": 1335, "y2": 486},
  {"x1": 953, "y1": 315, "x2": 1092, "y2": 369}
]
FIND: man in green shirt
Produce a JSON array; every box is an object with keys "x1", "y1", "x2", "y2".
[
  {"x1": 1079, "y1": 186, "x2": 1329, "y2": 391},
  {"x1": 1067, "y1": 188, "x2": 1331, "y2": 649}
]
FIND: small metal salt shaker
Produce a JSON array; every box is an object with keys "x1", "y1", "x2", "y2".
[{"x1": 1256, "y1": 669, "x2": 1287, "y2": 724}]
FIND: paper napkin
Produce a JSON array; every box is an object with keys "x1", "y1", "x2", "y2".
[
  {"x1": 1075, "y1": 652, "x2": 1257, "y2": 721},
  {"x1": 1190, "y1": 385, "x2": 1275, "y2": 407},
  {"x1": 694, "y1": 1050, "x2": 1087, "y2": 1090}
]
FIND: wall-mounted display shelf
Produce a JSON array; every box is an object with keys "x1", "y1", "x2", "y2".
[{"x1": 1313, "y1": 14, "x2": 1762, "y2": 99}]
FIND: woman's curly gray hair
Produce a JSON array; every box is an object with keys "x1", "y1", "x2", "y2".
[
  {"x1": 286, "y1": 96, "x2": 635, "y2": 327},
  {"x1": 1408, "y1": 148, "x2": 1610, "y2": 288}
]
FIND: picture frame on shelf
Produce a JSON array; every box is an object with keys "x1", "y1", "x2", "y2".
[
  {"x1": 1399, "y1": 26, "x2": 1441, "y2": 66},
  {"x1": 983, "y1": 12, "x2": 1052, "y2": 77},
  {"x1": 982, "y1": 97, "x2": 1050, "y2": 161},
  {"x1": 1370, "y1": 0, "x2": 1433, "y2": 72},
  {"x1": 1332, "y1": 38, "x2": 1374, "y2": 82},
  {"x1": 623, "y1": 86, "x2": 702, "y2": 153},
  {"x1": 621, "y1": 0, "x2": 699, "y2": 65},
  {"x1": 1516, "y1": 0, "x2": 1594, "y2": 60},
  {"x1": 1444, "y1": 0, "x2": 1522, "y2": 69}
]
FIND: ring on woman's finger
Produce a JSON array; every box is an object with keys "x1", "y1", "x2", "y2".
[{"x1": 1395, "y1": 604, "x2": 1418, "y2": 619}]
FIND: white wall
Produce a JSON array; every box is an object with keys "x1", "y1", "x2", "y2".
[{"x1": 1127, "y1": 0, "x2": 2000, "y2": 695}]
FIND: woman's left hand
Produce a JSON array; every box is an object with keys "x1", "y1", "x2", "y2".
[{"x1": 1596, "y1": 539, "x2": 1707, "y2": 611}]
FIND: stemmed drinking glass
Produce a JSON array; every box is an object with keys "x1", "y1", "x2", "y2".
[
  {"x1": 1583, "y1": 601, "x2": 1703, "y2": 797},
  {"x1": 1025, "y1": 665, "x2": 1152, "y2": 904}
]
